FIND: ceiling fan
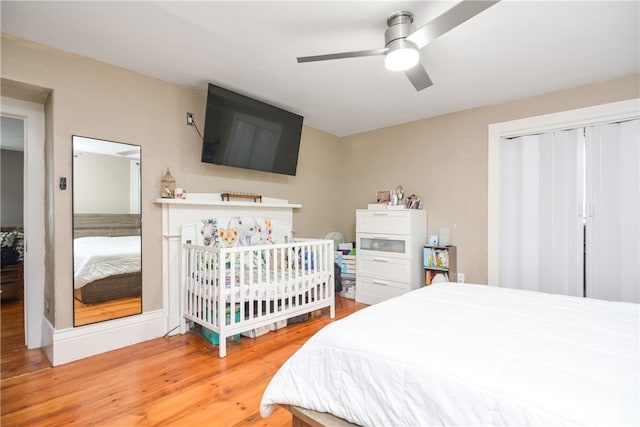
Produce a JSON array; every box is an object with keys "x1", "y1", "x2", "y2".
[{"x1": 296, "y1": 0, "x2": 500, "y2": 91}]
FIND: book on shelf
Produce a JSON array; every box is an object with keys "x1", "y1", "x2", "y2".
[
  {"x1": 425, "y1": 270, "x2": 449, "y2": 285},
  {"x1": 423, "y1": 247, "x2": 449, "y2": 269}
]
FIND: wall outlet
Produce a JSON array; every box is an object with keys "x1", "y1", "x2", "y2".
[
  {"x1": 186, "y1": 112, "x2": 194, "y2": 125},
  {"x1": 457, "y1": 273, "x2": 465, "y2": 283}
]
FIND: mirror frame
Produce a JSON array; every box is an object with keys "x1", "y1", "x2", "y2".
[{"x1": 71, "y1": 135, "x2": 142, "y2": 326}]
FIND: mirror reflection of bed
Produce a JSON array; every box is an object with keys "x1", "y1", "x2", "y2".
[{"x1": 72, "y1": 136, "x2": 142, "y2": 327}]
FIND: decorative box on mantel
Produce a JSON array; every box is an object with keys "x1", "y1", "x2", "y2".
[{"x1": 153, "y1": 193, "x2": 301, "y2": 335}]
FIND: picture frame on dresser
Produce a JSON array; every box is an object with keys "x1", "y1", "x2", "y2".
[{"x1": 375, "y1": 190, "x2": 391, "y2": 204}]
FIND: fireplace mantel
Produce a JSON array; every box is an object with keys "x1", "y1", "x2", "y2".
[
  {"x1": 153, "y1": 192, "x2": 301, "y2": 208},
  {"x1": 154, "y1": 193, "x2": 301, "y2": 334}
]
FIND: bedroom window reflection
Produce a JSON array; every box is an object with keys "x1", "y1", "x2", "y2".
[{"x1": 72, "y1": 136, "x2": 142, "y2": 326}]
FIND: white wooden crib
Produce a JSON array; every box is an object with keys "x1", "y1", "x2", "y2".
[{"x1": 183, "y1": 239, "x2": 335, "y2": 357}]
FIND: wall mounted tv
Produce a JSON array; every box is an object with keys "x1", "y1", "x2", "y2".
[{"x1": 201, "y1": 83, "x2": 304, "y2": 176}]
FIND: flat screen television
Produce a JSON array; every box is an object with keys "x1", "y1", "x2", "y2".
[{"x1": 201, "y1": 83, "x2": 304, "y2": 176}]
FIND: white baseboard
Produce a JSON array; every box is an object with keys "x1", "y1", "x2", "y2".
[{"x1": 45, "y1": 310, "x2": 165, "y2": 366}]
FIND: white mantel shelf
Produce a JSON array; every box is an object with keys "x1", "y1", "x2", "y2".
[{"x1": 153, "y1": 193, "x2": 301, "y2": 209}]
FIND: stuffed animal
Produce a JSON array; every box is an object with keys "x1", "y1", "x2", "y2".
[
  {"x1": 200, "y1": 219, "x2": 218, "y2": 246},
  {"x1": 229, "y1": 217, "x2": 258, "y2": 246},
  {"x1": 251, "y1": 219, "x2": 273, "y2": 245},
  {"x1": 217, "y1": 227, "x2": 239, "y2": 248}
]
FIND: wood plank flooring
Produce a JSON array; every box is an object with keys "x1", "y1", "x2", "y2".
[
  {"x1": 1, "y1": 297, "x2": 366, "y2": 426},
  {"x1": 0, "y1": 300, "x2": 50, "y2": 381},
  {"x1": 74, "y1": 295, "x2": 142, "y2": 326}
]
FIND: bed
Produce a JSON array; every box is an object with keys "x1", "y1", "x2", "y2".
[
  {"x1": 260, "y1": 282, "x2": 639, "y2": 426},
  {"x1": 73, "y1": 214, "x2": 141, "y2": 304},
  {"x1": 73, "y1": 235, "x2": 141, "y2": 303}
]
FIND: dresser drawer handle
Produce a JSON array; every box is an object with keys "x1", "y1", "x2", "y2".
[
  {"x1": 373, "y1": 258, "x2": 389, "y2": 263},
  {"x1": 373, "y1": 279, "x2": 389, "y2": 286}
]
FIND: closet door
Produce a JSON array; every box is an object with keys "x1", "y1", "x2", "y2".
[
  {"x1": 499, "y1": 130, "x2": 584, "y2": 296},
  {"x1": 585, "y1": 119, "x2": 640, "y2": 303}
]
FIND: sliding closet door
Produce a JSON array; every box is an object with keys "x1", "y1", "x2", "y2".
[
  {"x1": 499, "y1": 130, "x2": 584, "y2": 296},
  {"x1": 585, "y1": 119, "x2": 640, "y2": 303}
]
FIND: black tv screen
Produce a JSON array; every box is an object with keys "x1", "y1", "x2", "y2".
[{"x1": 201, "y1": 83, "x2": 304, "y2": 176}]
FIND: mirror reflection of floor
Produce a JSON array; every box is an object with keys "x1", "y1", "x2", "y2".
[{"x1": 74, "y1": 296, "x2": 141, "y2": 326}]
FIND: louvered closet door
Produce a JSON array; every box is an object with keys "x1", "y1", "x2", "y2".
[
  {"x1": 499, "y1": 130, "x2": 584, "y2": 296},
  {"x1": 585, "y1": 119, "x2": 640, "y2": 303}
]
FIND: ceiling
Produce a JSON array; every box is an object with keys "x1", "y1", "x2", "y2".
[{"x1": 1, "y1": 1, "x2": 638, "y2": 137}]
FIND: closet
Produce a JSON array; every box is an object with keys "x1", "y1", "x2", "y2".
[{"x1": 499, "y1": 118, "x2": 639, "y2": 303}]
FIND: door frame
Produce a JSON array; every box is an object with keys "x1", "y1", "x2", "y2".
[{"x1": 1, "y1": 97, "x2": 46, "y2": 348}]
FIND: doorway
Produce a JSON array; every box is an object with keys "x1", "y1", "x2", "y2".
[
  {"x1": 497, "y1": 120, "x2": 639, "y2": 302},
  {"x1": 488, "y1": 98, "x2": 640, "y2": 299},
  {"x1": 1, "y1": 96, "x2": 46, "y2": 350}
]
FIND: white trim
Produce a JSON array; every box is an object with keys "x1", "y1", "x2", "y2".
[
  {"x1": 45, "y1": 309, "x2": 164, "y2": 366},
  {"x1": 488, "y1": 98, "x2": 640, "y2": 286},
  {"x1": 1, "y1": 97, "x2": 46, "y2": 349},
  {"x1": 153, "y1": 193, "x2": 301, "y2": 208}
]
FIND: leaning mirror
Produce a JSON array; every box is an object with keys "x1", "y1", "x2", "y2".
[{"x1": 72, "y1": 136, "x2": 142, "y2": 326}]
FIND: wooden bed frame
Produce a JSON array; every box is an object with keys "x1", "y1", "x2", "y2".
[
  {"x1": 74, "y1": 272, "x2": 142, "y2": 304},
  {"x1": 284, "y1": 405, "x2": 357, "y2": 427},
  {"x1": 73, "y1": 213, "x2": 141, "y2": 238},
  {"x1": 73, "y1": 214, "x2": 141, "y2": 304}
]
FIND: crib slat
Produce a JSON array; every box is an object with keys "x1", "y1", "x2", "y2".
[{"x1": 183, "y1": 239, "x2": 335, "y2": 358}]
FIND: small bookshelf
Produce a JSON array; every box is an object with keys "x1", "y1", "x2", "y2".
[{"x1": 423, "y1": 245, "x2": 457, "y2": 285}]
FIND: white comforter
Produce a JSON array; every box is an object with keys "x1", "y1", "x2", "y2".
[
  {"x1": 260, "y1": 283, "x2": 639, "y2": 426},
  {"x1": 73, "y1": 236, "x2": 141, "y2": 289}
]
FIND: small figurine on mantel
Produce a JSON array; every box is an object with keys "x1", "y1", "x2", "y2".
[{"x1": 161, "y1": 168, "x2": 176, "y2": 199}]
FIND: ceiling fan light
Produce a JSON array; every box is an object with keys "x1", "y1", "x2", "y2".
[{"x1": 384, "y1": 42, "x2": 419, "y2": 71}]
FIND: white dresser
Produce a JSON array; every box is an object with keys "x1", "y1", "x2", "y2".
[{"x1": 355, "y1": 209, "x2": 427, "y2": 305}]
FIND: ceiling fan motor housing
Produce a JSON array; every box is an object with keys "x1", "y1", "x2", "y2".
[{"x1": 384, "y1": 11, "x2": 417, "y2": 48}]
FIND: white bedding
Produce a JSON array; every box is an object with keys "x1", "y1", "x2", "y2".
[
  {"x1": 260, "y1": 283, "x2": 639, "y2": 426},
  {"x1": 73, "y1": 236, "x2": 141, "y2": 289}
]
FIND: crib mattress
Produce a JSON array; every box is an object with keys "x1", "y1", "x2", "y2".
[{"x1": 189, "y1": 269, "x2": 330, "y2": 302}]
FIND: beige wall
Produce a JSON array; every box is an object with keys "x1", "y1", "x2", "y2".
[
  {"x1": 1, "y1": 34, "x2": 343, "y2": 329},
  {"x1": 2, "y1": 32, "x2": 638, "y2": 330},
  {"x1": 0, "y1": 149, "x2": 24, "y2": 227},
  {"x1": 340, "y1": 74, "x2": 640, "y2": 284},
  {"x1": 73, "y1": 153, "x2": 132, "y2": 214}
]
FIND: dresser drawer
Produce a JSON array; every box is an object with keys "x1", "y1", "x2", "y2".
[
  {"x1": 357, "y1": 233, "x2": 412, "y2": 259},
  {"x1": 355, "y1": 276, "x2": 409, "y2": 305},
  {"x1": 357, "y1": 255, "x2": 410, "y2": 282},
  {"x1": 356, "y1": 210, "x2": 411, "y2": 235}
]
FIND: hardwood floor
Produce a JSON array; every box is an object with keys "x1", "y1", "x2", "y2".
[
  {"x1": 0, "y1": 300, "x2": 49, "y2": 381},
  {"x1": 74, "y1": 295, "x2": 142, "y2": 326},
  {"x1": 1, "y1": 297, "x2": 366, "y2": 426}
]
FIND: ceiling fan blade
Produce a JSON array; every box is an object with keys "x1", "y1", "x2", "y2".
[
  {"x1": 297, "y1": 48, "x2": 388, "y2": 63},
  {"x1": 404, "y1": 64, "x2": 433, "y2": 92},
  {"x1": 406, "y1": 0, "x2": 500, "y2": 50}
]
